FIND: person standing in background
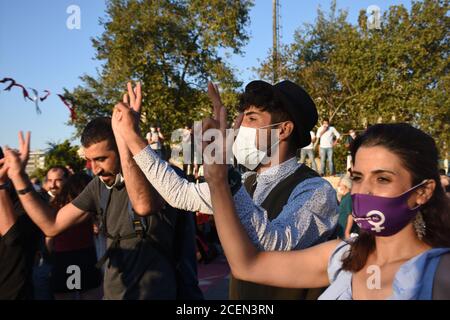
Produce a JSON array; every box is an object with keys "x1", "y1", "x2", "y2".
[
  {"x1": 146, "y1": 124, "x2": 165, "y2": 158},
  {"x1": 316, "y1": 118, "x2": 340, "y2": 176},
  {"x1": 299, "y1": 131, "x2": 317, "y2": 171},
  {"x1": 345, "y1": 129, "x2": 358, "y2": 172}
]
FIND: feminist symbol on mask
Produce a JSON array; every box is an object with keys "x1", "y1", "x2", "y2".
[{"x1": 367, "y1": 210, "x2": 386, "y2": 233}]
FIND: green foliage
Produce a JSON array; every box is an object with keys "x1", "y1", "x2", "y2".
[
  {"x1": 31, "y1": 140, "x2": 85, "y2": 180},
  {"x1": 66, "y1": 0, "x2": 253, "y2": 141},
  {"x1": 258, "y1": 0, "x2": 450, "y2": 165}
]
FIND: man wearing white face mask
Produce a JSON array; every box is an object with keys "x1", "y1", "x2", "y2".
[{"x1": 113, "y1": 80, "x2": 338, "y2": 300}]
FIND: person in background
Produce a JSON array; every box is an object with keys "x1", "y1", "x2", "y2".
[
  {"x1": 30, "y1": 177, "x2": 42, "y2": 192},
  {"x1": 316, "y1": 118, "x2": 340, "y2": 176},
  {"x1": 182, "y1": 125, "x2": 195, "y2": 181},
  {"x1": 50, "y1": 173, "x2": 103, "y2": 300},
  {"x1": 146, "y1": 124, "x2": 165, "y2": 158},
  {"x1": 438, "y1": 169, "x2": 450, "y2": 197},
  {"x1": 44, "y1": 166, "x2": 70, "y2": 201},
  {"x1": 299, "y1": 131, "x2": 317, "y2": 171},
  {"x1": 345, "y1": 129, "x2": 358, "y2": 171},
  {"x1": 33, "y1": 165, "x2": 70, "y2": 300},
  {"x1": 335, "y1": 174, "x2": 358, "y2": 239}
]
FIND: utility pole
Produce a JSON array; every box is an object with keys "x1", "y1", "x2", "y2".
[{"x1": 272, "y1": 0, "x2": 280, "y2": 83}]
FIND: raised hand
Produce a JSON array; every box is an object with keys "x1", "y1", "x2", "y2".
[
  {"x1": 3, "y1": 131, "x2": 30, "y2": 180},
  {"x1": 0, "y1": 156, "x2": 8, "y2": 184},
  {"x1": 112, "y1": 81, "x2": 142, "y2": 140},
  {"x1": 202, "y1": 82, "x2": 229, "y2": 183},
  {"x1": 3, "y1": 147, "x2": 25, "y2": 180},
  {"x1": 18, "y1": 131, "x2": 30, "y2": 169}
]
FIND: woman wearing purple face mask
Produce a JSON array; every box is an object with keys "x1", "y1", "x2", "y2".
[{"x1": 204, "y1": 121, "x2": 450, "y2": 300}]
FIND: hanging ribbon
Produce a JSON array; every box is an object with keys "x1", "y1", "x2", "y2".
[
  {"x1": 57, "y1": 94, "x2": 77, "y2": 121},
  {"x1": 28, "y1": 88, "x2": 43, "y2": 114},
  {"x1": 40, "y1": 90, "x2": 51, "y2": 102}
]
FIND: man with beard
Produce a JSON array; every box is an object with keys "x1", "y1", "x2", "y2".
[
  {"x1": 3, "y1": 82, "x2": 202, "y2": 300},
  {"x1": 44, "y1": 166, "x2": 69, "y2": 200},
  {"x1": 33, "y1": 166, "x2": 69, "y2": 300}
]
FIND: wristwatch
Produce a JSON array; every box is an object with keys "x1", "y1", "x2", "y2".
[{"x1": 17, "y1": 184, "x2": 34, "y2": 195}]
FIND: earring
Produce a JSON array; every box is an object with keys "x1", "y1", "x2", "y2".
[{"x1": 413, "y1": 212, "x2": 426, "y2": 240}]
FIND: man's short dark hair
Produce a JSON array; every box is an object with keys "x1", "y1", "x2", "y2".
[
  {"x1": 238, "y1": 81, "x2": 300, "y2": 149},
  {"x1": 323, "y1": 118, "x2": 330, "y2": 123},
  {"x1": 81, "y1": 117, "x2": 117, "y2": 151},
  {"x1": 46, "y1": 165, "x2": 70, "y2": 179}
]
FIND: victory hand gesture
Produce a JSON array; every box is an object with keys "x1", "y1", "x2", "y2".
[
  {"x1": 202, "y1": 82, "x2": 230, "y2": 183},
  {"x1": 112, "y1": 82, "x2": 142, "y2": 139}
]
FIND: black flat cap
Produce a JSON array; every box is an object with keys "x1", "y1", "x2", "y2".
[{"x1": 273, "y1": 80, "x2": 318, "y2": 148}]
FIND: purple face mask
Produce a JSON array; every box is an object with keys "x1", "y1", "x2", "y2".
[{"x1": 351, "y1": 181, "x2": 426, "y2": 237}]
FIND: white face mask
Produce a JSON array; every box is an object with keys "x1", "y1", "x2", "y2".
[{"x1": 232, "y1": 123, "x2": 283, "y2": 170}]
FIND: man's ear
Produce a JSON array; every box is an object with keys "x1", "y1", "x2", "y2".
[
  {"x1": 279, "y1": 121, "x2": 294, "y2": 142},
  {"x1": 416, "y1": 179, "x2": 436, "y2": 205}
]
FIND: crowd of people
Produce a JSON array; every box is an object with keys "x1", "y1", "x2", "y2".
[
  {"x1": 1, "y1": 79, "x2": 449, "y2": 300},
  {"x1": 298, "y1": 120, "x2": 360, "y2": 176}
]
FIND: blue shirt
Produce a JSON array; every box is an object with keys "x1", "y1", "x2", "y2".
[
  {"x1": 134, "y1": 147, "x2": 338, "y2": 251},
  {"x1": 319, "y1": 241, "x2": 450, "y2": 300}
]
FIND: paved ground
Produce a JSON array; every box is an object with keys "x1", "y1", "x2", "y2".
[{"x1": 197, "y1": 255, "x2": 230, "y2": 300}]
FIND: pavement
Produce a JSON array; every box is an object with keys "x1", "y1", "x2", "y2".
[{"x1": 197, "y1": 254, "x2": 230, "y2": 300}]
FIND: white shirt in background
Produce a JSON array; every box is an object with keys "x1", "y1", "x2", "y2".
[{"x1": 317, "y1": 126, "x2": 340, "y2": 148}]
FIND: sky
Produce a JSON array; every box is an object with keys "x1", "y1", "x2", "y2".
[{"x1": 0, "y1": 0, "x2": 412, "y2": 151}]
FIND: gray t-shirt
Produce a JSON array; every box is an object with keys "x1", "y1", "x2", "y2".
[{"x1": 72, "y1": 176, "x2": 176, "y2": 300}]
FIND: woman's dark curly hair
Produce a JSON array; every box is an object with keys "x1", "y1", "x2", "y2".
[{"x1": 342, "y1": 123, "x2": 450, "y2": 272}]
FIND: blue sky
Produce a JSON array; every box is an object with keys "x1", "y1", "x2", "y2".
[{"x1": 0, "y1": 0, "x2": 412, "y2": 150}]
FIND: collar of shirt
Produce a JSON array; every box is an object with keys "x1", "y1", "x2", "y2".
[
  {"x1": 252, "y1": 157, "x2": 301, "y2": 205},
  {"x1": 102, "y1": 173, "x2": 125, "y2": 190},
  {"x1": 256, "y1": 157, "x2": 299, "y2": 184}
]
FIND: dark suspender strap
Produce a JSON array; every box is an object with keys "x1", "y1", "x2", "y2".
[
  {"x1": 95, "y1": 180, "x2": 173, "y2": 269},
  {"x1": 243, "y1": 165, "x2": 319, "y2": 221},
  {"x1": 260, "y1": 164, "x2": 319, "y2": 220},
  {"x1": 145, "y1": 231, "x2": 176, "y2": 266},
  {"x1": 243, "y1": 172, "x2": 257, "y2": 198},
  {"x1": 128, "y1": 200, "x2": 147, "y2": 239},
  {"x1": 99, "y1": 183, "x2": 112, "y2": 236},
  {"x1": 96, "y1": 184, "x2": 113, "y2": 269},
  {"x1": 95, "y1": 231, "x2": 140, "y2": 269}
]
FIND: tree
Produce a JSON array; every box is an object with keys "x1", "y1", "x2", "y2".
[
  {"x1": 65, "y1": 0, "x2": 253, "y2": 141},
  {"x1": 257, "y1": 0, "x2": 449, "y2": 173},
  {"x1": 32, "y1": 140, "x2": 85, "y2": 180}
]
